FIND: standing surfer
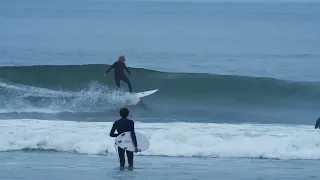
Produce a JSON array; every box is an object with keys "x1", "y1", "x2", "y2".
[
  {"x1": 315, "y1": 117, "x2": 320, "y2": 129},
  {"x1": 104, "y1": 55, "x2": 133, "y2": 93},
  {"x1": 109, "y1": 108, "x2": 139, "y2": 169}
]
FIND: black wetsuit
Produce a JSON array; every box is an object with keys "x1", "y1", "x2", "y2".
[
  {"x1": 109, "y1": 118, "x2": 138, "y2": 167},
  {"x1": 105, "y1": 61, "x2": 132, "y2": 92},
  {"x1": 315, "y1": 118, "x2": 320, "y2": 129}
]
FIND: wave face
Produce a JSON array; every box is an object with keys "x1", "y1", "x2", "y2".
[
  {"x1": 0, "y1": 64, "x2": 319, "y2": 124},
  {"x1": 1, "y1": 119, "x2": 320, "y2": 160}
]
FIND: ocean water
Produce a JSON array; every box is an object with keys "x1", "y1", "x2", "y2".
[{"x1": 1, "y1": 0, "x2": 320, "y2": 179}]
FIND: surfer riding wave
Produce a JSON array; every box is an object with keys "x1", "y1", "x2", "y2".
[{"x1": 104, "y1": 55, "x2": 133, "y2": 93}]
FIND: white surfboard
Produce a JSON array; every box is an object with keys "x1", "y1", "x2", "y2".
[
  {"x1": 115, "y1": 131, "x2": 150, "y2": 152},
  {"x1": 133, "y1": 89, "x2": 158, "y2": 98}
]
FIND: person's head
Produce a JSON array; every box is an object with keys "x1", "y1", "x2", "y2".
[
  {"x1": 119, "y1": 107, "x2": 129, "y2": 118},
  {"x1": 118, "y1": 55, "x2": 126, "y2": 62}
]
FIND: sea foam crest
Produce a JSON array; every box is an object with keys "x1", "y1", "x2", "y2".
[
  {"x1": 0, "y1": 81, "x2": 140, "y2": 113},
  {"x1": 1, "y1": 119, "x2": 320, "y2": 160}
]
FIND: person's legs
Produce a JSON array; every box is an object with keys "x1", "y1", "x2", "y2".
[
  {"x1": 121, "y1": 76, "x2": 132, "y2": 93},
  {"x1": 114, "y1": 76, "x2": 121, "y2": 88},
  {"x1": 126, "y1": 150, "x2": 134, "y2": 168},
  {"x1": 117, "y1": 147, "x2": 125, "y2": 168}
]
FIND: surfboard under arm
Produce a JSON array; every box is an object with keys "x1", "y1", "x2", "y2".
[{"x1": 115, "y1": 131, "x2": 150, "y2": 152}]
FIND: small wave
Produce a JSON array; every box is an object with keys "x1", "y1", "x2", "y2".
[
  {"x1": 1, "y1": 64, "x2": 320, "y2": 102},
  {"x1": 1, "y1": 119, "x2": 320, "y2": 160},
  {"x1": 0, "y1": 65, "x2": 320, "y2": 124}
]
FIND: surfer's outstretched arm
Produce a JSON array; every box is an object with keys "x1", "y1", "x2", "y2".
[
  {"x1": 105, "y1": 63, "x2": 115, "y2": 75},
  {"x1": 109, "y1": 122, "x2": 118, "y2": 137}
]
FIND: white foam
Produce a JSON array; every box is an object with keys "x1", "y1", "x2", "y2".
[
  {"x1": 1, "y1": 119, "x2": 320, "y2": 160},
  {"x1": 0, "y1": 81, "x2": 140, "y2": 113}
]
